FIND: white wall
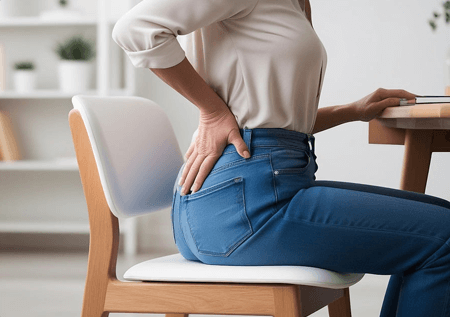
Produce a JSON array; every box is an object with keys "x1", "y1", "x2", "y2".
[
  {"x1": 134, "y1": 0, "x2": 450, "y2": 253},
  {"x1": 310, "y1": 0, "x2": 450, "y2": 198}
]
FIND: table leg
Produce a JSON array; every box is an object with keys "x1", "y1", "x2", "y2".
[{"x1": 400, "y1": 129, "x2": 433, "y2": 193}]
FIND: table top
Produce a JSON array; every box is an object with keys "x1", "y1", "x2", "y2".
[
  {"x1": 378, "y1": 103, "x2": 450, "y2": 119},
  {"x1": 372, "y1": 103, "x2": 450, "y2": 130},
  {"x1": 369, "y1": 90, "x2": 450, "y2": 145}
]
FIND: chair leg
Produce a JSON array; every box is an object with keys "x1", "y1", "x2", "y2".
[
  {"x1": 166, "y1": 314, "x2": 188, "y2": 317},
  {"x1": 273, "y1": 286, "x2": 301, "y2": 317},
  {"x1": 328, "y1": 288, "x2": 351, "y2": 317}
]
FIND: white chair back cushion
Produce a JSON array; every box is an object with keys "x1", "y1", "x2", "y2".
[{"x1": 72, "y1": 95, "x2": 184, "y2": 218}]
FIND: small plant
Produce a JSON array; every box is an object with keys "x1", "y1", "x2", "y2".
[
  {"x1": 14, "y1": 61, "x2": 35, "y2": 70},
  {"x1": 54, "y1": 35, "x2": 95, "y2": 61},
  {"x1": 429, "y1": 1, "x2": 450, "y2": 31},
  {"x1": 59, "y1": 0, "x2": 68, "y2": 7}
]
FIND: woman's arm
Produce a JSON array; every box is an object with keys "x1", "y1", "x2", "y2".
[
  {"x1": 311, "y1": 89, "x2": 419, "y2": 134},
  {"x1": 310, "y1": 104, "x2": 359, "y2": 134},
  {"x1": 150, "y1": 57, "x2": 229, "y2": 116}
]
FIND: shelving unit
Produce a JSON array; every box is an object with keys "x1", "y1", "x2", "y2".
[{"x1": 0, "y1": 0, "x2": 138, "y2": 255}]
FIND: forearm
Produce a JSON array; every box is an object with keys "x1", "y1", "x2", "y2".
[
  {"x1": 149, "y1": 57, "x2": 229, "y2": 116},
  {"x1": 310, "y1": 103, "x2": 359, "y2": 134}
]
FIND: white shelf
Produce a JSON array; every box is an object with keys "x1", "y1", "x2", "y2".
[
  {"x1": 0, "y1": 159, "x2": 79, "y2": 171},
  {"x1": 0, "y1": 0, "x2": 138, "y2": 255},
  {"x1": 0, "y1": 88, "x2": 134, "y2": 99},
  {"x1": 0, "y1": 16, "x2": 119, "y2": 27},
  {"x1": 0, "y1": 222, "x2": 89, "y2": 233}
]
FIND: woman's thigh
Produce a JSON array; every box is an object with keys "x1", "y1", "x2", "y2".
[{"x1": 198, "y1": 179, "x2": 450, "y2": 274}]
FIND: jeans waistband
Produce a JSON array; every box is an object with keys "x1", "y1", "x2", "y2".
[{"x1": 238, "y1": 127, "x2": 315, "y2": 156}]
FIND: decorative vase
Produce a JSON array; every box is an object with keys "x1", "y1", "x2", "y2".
[
  {"x1": 13, "y1": 70, "x2": 37, "y2": 92},
  {"x1": 58, "y1": 60, "x2": 93, "y2": 92}
]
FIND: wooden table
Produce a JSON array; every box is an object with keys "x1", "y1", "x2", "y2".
[{"x1": 368, "y1": 99, "x2": 450, "y2": 194}]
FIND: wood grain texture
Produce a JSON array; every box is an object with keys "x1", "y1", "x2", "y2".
[
  {"x1": 69, "y1": 109, "x2": 119, "y2": 317},
  {"x1": 0, "y1": 110, "x2": 21, "y2": 161},
  {"x1": 377, "y1": 104, "x2": 450, "y2": 119},
  {"x1": 328, "y1": 288, "x2": 352, "y2": 317},
  {"x1": 400, "y1": 129, "x2": 433, "y2": 193},
  {"x1": 273, "y1": 286, "x2": 301, "y2": 317},
  {"x1": 299, "y1": 286, "x2": 345, "y2": 317},
  {"x1": 368, "y1": 119, "x2": 405, "y2": 145}
]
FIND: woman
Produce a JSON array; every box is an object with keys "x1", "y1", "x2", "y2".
[{"x1": 112, "y1": 0, "x2": 450, "y2": 316}]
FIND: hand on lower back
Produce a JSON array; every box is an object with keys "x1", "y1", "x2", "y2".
[{"x1": 178, "y1": 108, "x2": 251, "y2": 196}]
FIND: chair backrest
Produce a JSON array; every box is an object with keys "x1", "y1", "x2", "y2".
[{"x1": 71, "y1": 95, "x2": 184, "y2": 219}]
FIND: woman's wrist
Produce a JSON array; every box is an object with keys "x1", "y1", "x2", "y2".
[
  {"x1": 311, "y1": 103, "x2": 361, "y2": 134},
  {"x1": 345, "y1": 102, "x2": 362, "y2": 122}
]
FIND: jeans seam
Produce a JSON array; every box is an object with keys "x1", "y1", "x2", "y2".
[
  {"x1": 269, "y1": 150, "x2": 278, "y2": 216},
  {"x1": 209, "y1": 153, "x2": 270, "y2": 176},
  {"x1": 416, "y1": 239, "x2": 450, "y2": 272},
  {"x1": 282, "y1": 216, "x2": 448, "y2": 245}
]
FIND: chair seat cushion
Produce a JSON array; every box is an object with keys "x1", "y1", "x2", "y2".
[{"x1": 123, "y1": 253, "x2": 364, "y2": 289}]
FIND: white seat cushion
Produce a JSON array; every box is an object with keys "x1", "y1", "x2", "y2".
[{"x1": 124, "y1": 253, "x2": 364, "y2": 289}]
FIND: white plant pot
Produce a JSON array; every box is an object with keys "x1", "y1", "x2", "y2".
[
  {"x1": 58, "y1": 60, "x2": 93, "y2": 92},
  {"x1": 13, "y1": 70, "x2": 37, "y2": 92}
]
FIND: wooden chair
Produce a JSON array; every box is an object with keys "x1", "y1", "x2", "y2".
[{"x1": 68, "y1": 95, "x2": 364, "y2": 317}]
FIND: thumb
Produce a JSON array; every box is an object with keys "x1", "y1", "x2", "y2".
[{"x1": 229, "y1": 129, "x2": 251, "y2": 159}]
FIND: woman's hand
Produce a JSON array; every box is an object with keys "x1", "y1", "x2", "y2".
[
  {"x1": 351, "y1": 88, "x2": 420, "y2": 122},
  {"x1": 178, "y1": 107, "x2": 251, "y2": 196}
]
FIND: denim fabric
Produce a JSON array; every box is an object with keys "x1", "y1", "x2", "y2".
[{"x1": 170, "y1": 127, "x2": 450, "y2": 317}]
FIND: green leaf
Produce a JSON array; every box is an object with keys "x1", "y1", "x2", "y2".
[
  {"x1": 444, "y1": 1, "x2": 450, "y2": 10},
  {"x1": 429, "y1": 20, "x2": 437, "y2": 30},
  {"x1": 54, "y1": 35, "x2": 95, "y2": 61},
  {"x1": 14, "y1": 61, "x2": 35, "y2": 70}
]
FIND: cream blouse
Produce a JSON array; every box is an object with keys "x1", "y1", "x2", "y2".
[{"x1": 112, "y1": 0, "x2": 327, "y2": 134}]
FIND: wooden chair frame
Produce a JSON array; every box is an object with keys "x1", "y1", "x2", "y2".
[{"x1": 69, "y1": 108, "x2": 353, "y2": 317}]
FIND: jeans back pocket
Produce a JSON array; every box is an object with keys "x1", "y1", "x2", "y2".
[{"x1": 184, "y1": 176, "x2": 253, "y2": 257}]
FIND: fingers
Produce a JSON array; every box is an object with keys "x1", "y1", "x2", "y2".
[
  {"x1": 179, "y1": 151, "x2": 196, "y2": 189},
  {"x1": 178, "y1": 130, "x2": 251, "y2": 196},
  {"x1": 375, "y1": 97, "x2": 402, "y2": 111},
  {"x1": 184, "y1": 142, "x2": 195, "y2": 162},
  {"x1": 228, "y1": 129, "x2": 251, "y2": 159},
  {"x1": 180, "y1": 154, "x2": 219, "y2": 196},
  {"x1": 379, "y1": 88, "x2": 420, "y2": 100}
]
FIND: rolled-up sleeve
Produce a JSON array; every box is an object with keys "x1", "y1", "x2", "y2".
[{"x1": 112, "y1": 0, "x2": 259, "y2": 69}]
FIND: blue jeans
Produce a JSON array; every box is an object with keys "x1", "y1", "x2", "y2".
[{"x1": 171, "y1": 127, "x2": 450, "y2": 317}]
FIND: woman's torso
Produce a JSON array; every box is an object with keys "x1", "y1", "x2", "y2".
[{"x1": 177, "y1": 0, "x2": 328, "y2": 135}]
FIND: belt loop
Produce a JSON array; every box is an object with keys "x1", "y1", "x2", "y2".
[
  {"x1": 243, "y1": 126, "x2": 252, "y2": 155},
  {"x1": 307, "y1": 133, "x2": 315, "y2": 155}
]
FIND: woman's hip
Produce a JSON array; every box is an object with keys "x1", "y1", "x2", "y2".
[{"x1": 173, "y1": 127, "x2": 318, "y2": 257}]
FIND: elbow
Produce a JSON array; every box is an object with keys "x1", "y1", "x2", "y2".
[
  {"x1": 111, "y1": 15, "x2": 185, "y2": 69},
  {"x1": 111, "y1": 16, "x2": 134, "y2": 47}
]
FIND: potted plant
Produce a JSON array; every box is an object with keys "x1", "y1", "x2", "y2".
[
  {"x1": 13, "y1": 61, "x2": 37, "y2": 92},
  {"x1": 54, "y1": 35, "x2": 95, "y2": 92},
  {"x1": 429, "y1": 1, "x2": 450, "y2": 94}
]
